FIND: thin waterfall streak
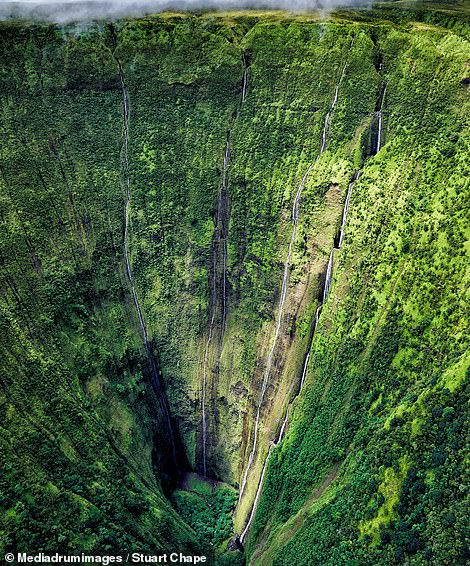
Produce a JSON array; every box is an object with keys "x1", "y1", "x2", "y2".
[
  {"x1": 242, "y1": 52, "x2": 247, "y2": 103},
  {"x1": 223, "y1": 140, "x2": 230, "y2": 187},
  {"x1": 338, "y1": 179, "x2": 355, "y2": 248},
  {"x1": 298, "y1": 302, "x2": 323, "y2": 393},
  {"x1": 320, "y1": 112, "x2": 330, "y2": 154},
  {"x1": 238, "y1": 60, "x2": 348, "y2": 505},
  {"x1": 114, "y1": 42, "x2": 176, "y2": 465},
  {"x1": 323, "y1": 250, "x2": 335, "y2": 304},
  {"x1": 299, "y1": 350, "x2": 311, "y2": 392},
  {"x1": 278, "y1": 408, "x2": 289, "y2": 443},
  {"x1": 222, "y1": 241, "x2": 227, "y2": 335},
  {"x1": 240, "y1": 445, "x2": 274, "y2": 544},
  {"x1": 201, "y1": 332, "x2": 211, "y2": 477},
  {"x1": 377, "y1": 112, "x2": 382, "y2": 154},
  {"x1": 202, "y1": 247, "x2": 218, "y2": 477},
  {"x1": 201, "y1": 58, "x2": 247, "y2": 475},
  {"x1": 292, "y1": 166, "x2": 313, "y2": 222},
  {"x1": 240, "y1": 386, "x2": 291, "y2": 544},
  {"x1": 298, "y1": 173, "x2": 356, "y2": 395},
  {"x1": 238, "y1": 228, "x2": 294, "y2": 500},
  {"x1": 201, "y1": 140, "x2": 227, "y2": 476},
  {"x1": 377, "y1": 84, "x2": 387, "y2": 154}
]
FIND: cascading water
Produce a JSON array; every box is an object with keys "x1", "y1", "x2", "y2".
[
  {"x1": 110, "y1": 26, "x2": 177, "y2": 466},
  {"x1": 201, "y1": 250, "x2": 217, "y2": 478},
  {"x1": 201, "y1": 139, "x2": 229, "y2": 478},
  {"x1": 238, "y1": 168, "x2": 358, "y2": 543},
  {"x1": 201, "y1": 54, "x2": 247, "y2": 477},
  {"x1": 239, "y1": 408, "x2": 288, "y2": 543},
  {"x1": 237, "y1": 59, "x2": 349, "y2": 524},
  {"x1": 372, "y1": 76, "x2": 387, "y2": 155},
  {"x1": 298, "y1": 174, "x2": 358, "y2": 395},
  {"x1": 220, "y1": 141, "x2": 230, "y2": 335},
  {"x1": 246, "y1": 155, "x2": 363, "y2": 546},
  {"x1": 242, "y1": 52, "x2": 248, "y2": 104},
  {"x1": 240, "y1": 444, "x2": 273, "y2": 543},
  {"x1": 238, "y1": 161, "x2": 313, "y2": 501},
  {"x1": 323, "y1": 250, "x2": 335, "y2": 303},
  {"x1": 338, "y1": 178, "x2": 355, "y2": 248},
  {"x1": 376, "y1": 84, "x2": 387, "y2": 154}
]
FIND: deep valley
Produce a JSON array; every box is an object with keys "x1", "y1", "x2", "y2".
[{"x1": 0, "y1": 2, "x2": 469, "y2": 564}]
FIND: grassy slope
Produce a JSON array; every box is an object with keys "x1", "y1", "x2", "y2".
[{"x1": 247, "y1": 18, "x2": 470, "y2": 566}]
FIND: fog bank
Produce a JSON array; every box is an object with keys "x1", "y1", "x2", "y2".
[{"x1": 0, "y1": 0, "x2": 371, "y2": 23}]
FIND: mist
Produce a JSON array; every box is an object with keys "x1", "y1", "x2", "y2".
[{"x1": 0, "y1": 0, "x2": 371, "y2": 23}]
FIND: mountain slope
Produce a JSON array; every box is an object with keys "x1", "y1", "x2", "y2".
[{"x1": 246, "y1": 18, "x2": 470, "y2": 566}]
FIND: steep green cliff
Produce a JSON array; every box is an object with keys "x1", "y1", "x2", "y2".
[
  {"x1": 0, "y1": 4, "x2": 468, "y2": 565},
  {"x1": 246, "y1": 16, "x2": 470, "y2": 566}
]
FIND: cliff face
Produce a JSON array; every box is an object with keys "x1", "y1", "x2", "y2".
[
  {"x1": 245, "y1": 19, "x2": 470, "y2": 566},
  {"x1": 0, "y1": 21, "x2": 200, "y2": 553},
  {"x1": 0, "y1": 5, "x2": 469, "y2": 565},
  {"x1": 114, "y1": 17, "x2": 380, "y2": 486}
]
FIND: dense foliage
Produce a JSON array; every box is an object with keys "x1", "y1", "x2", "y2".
[
  {"x1": 247, "y1": 12, "x2": 470, "y2": 566},
  {"x1": 0, "y1": 4, "x2": 468, "y2": 564}
]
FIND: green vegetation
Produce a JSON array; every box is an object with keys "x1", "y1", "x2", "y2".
[
  {"x1": 0, "y1": 4, "x2": 468, "y2": 565},
  {"x1": 246, "y1": 12, "x2": 470, "y2": 566},
  {"x1": 172, "y1": 474, "x2": 237, "y2": 554},
  {"x1": 0, "y1": 20, "x2": 200, "y2": 554}
]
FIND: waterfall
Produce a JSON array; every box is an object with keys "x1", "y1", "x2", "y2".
[
  {"x1": 201, "y1": 246, "x2": 217, "y2": 477},
  {"x1": 278, "y1": 407, "x2": 289, "y2": 443},
  {"x1": 296, "y1": 172, "x2": 358, "y2": 400},
  {"x1": 240, "y1": 404, "x2": 289, "y2": 544},
  {"x1": 376, "y1": 84, "x2": 387, "y2": 154},
  {"x1": 239, "y1": 444, "x2": 274, "y2": 544},
  {"x1": 377, "y1": 112, "x2": 382, "y2": 153},
  {"x1": 338, "y1": 178, "x2": 355, "y2": 248},
  {"x1": 299, "y1": 350, "x2": 311, "y2": 392},
  {"x1": 323, "y1": 174, "x2": 358, "y2": 308},
  {"x1": 201, "y1": 55, "x2": 247, "y2": 477},
  {"x1": 299, "y1": 303, "x2": 323, "y2": 392},
  {"x1": 238, "y1": 60, "x2": 348, "y2": 504},
  {"x1": 220, "y1": 140, "x2": 230, "y2": 335},
  {"x1": 238, "y1": 158, "x2": 310, "y2": 499},
  {"x1": 111, "y1": 28, "x2": 177, "y2": 466},
  {"x1": 322, "y1": 250, "x2": 335, "y2": 304},
  {"x1": 201, "y1": 139, "x2": 229, "y2": 478},
  {"x1": 237, "y1": 46, "x2": 394, "y2": 546},
  {"x1": 241, "y1": 171, "x2": 359, "y2": 541},
  {"x1": 242, "y1": 52, "x2": 248, "y2": 104}
]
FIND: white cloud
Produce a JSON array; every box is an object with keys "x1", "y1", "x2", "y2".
[{"x1": 0, "y1": 0, "x2": 369, "y2": 23}]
